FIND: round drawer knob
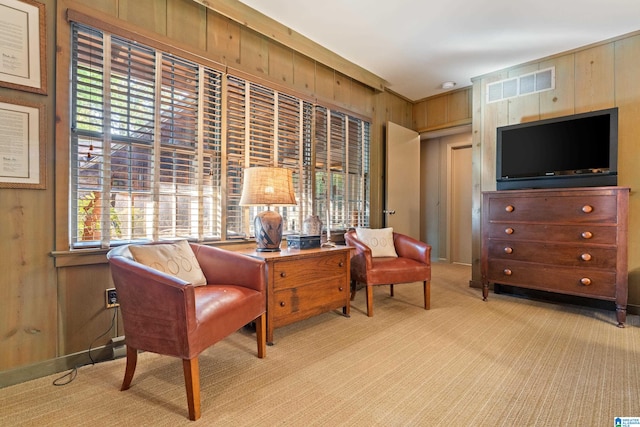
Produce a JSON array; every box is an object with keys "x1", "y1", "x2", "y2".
[
  {"x1": 339, "y1": 287, "x2": 344, "y2": 291},
  {"x1": 505, "y1": 227, "x2": 514, "y2": 235},
  {"x1": 505, "y1": 205, "x2": 514, "y2": 213},
  {"x1": 338, "y1": 262, "x2": 344, "y2": 267},
  {"x1": 503, "y1": 269, "x2": 512, "y2": 276},
  {"x1": 581, "y1": 231, "x2": 593, "y2": 239},
  {"x1": 581, "y1": 253, "x2": 592, "y2": 261},
  {"x1": 280, "y1": 272, "x2": 286, "y2": 278},
  {"x1": 280, "y1": 301, "x2": 286, "y2": 307},
  {"x1": 504, "y1": 247, "x2": 513, "y2": 254},
  {"x1": 582, "y1": 205, "x2": 593, "y2": 213},
  {"x1": 580, "y1": 277, "x2": 592, "y2": 286}
]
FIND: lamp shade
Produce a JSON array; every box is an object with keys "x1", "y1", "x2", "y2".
[
  {"x1": 239, "y1": 167, "x2": 297, "y2": 206},
  {"x1": 239, "y1": 167, "x2": 297, "y2": 252}
]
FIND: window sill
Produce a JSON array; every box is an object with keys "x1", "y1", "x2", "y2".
[{"x1": 51, "y1": 239, "x2": 259, "y2": 268}]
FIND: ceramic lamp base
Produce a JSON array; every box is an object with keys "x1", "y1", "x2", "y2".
[{"x1": 254, "y1": 209, "x2": 283, "y2": 252}]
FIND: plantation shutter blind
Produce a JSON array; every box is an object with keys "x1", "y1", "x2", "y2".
[
  {"x1": 329, "y1": 111, "x2": 347, "y2": 229},
  {"x1": 71, "y1": 22, "x2": 223, "y2": 247},
  {"x1": 69, "y1": 21, "x2": 369, "y2": 248}
]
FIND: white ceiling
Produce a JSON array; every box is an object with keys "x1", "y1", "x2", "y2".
[{"x1": 238, "y1": 0, "x2": 640, "y2": 101}]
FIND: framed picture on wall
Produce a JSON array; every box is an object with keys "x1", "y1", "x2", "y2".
[
  {"x1": 0, "y1": 0, "x2": 47, "y2": 95},
  {"x1": 0, "y1": 97, "x2": 46, "y2": 189}
]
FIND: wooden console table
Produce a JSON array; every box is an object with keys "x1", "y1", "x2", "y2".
[{"x1": 235, "y1": 245, "x2": 351, "y2": 344}]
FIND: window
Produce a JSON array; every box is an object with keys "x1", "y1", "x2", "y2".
[{"x1": 70, "y1": 22, "x2": 369, "y2": 248}]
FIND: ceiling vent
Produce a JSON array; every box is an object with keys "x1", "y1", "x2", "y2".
[{"x1": 486, "y1": 67, "x2": 555, "y2": 103}]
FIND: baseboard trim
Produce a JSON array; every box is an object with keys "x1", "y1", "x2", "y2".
[{"x1": 0, "y1": 342, "x2": 121, "y2": 389}]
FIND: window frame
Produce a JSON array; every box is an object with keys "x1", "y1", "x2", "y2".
[{"x1": 64, "y1": 18, "x2": 370, "y2": 250}]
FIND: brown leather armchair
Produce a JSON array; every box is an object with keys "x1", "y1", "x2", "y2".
[
  {"x1": 345, "y1": 230, "x2": 432, "y2": 317},
  {"x1": 107, "y1": 242, "x2": 266, "y2": 421}
]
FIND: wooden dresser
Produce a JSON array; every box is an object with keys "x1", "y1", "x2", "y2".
[
  {"x1": 236, "y1": 246, "x2": 351, "y2": 344},
  {"x1": 481, "y1": 186, "x2": 630, "y2": 326}
]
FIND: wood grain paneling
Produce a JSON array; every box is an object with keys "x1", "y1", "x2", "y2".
[
  {"x1": 539, "y1": 55, "x2": 575, "y2": 119},
  {"x1": 268, "y1": 41, "x2": 294, "y2": 85},
  {"x1": 413, "y1": 87, "x2": 472, "y2": 132},
  {"x1": 119, "y1": 0, "x2": 167, "y2": 35},
  {"x1": 292, "y1": 52, "x2": 316, "y2": 95},
  {"x1": 0, "y1": 191, "x2": 57, "y2": 369},
  {"x1": 351, "y1": 80, "x2": 375, "y2": 117},
  {"x1": 72, "y1": 0, "x2": 117, "y2": 15},
  {"x1": 614, "y1": 34, "x2": 640, "y2": 306},
  {"x1": 207, "y1": 11, "x2": 241, "y2": 65},
  {"x1": 315, "y1": 63, "x2": 335, "y2": 103},
  {"x1": 470, "y1": 82, "x2": 483, "y2": 284},
  {"x1": 239, "y1": 27, "x2": 269, "y2": 76},
  {"x1": 167, "y1": 0, "x2": 207, "y2": 51},
  {"x1": 0, "y1": 0, "x2": 57, "y2": 371},
  {"x1": 334, "y1": 72, "x2": 351, "y2": 107},
  {"x1": 574, "y1": 44, "x2": 615, "y2": 112},
  {"x1": 57, "y1": 265, "x2": 122, "y2": 354},
  {"x1": 426, "y1": 95, "x2": 447, "y2": 129},
  {"x1": 448, "y1": 89, "x2": 472, "y2": 124}
]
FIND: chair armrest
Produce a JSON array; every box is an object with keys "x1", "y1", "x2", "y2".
[
  {"x1": 191, "y1": 244, "x2": 265, "y2": 293},
  {"x1": 344, "y1": 231, "x2": 373, "y2": 270},
  {"x1": 108, "y1": 255, "x2": 197, "y2": 353},
  {"x1": 393, "y1": 233, "x2": 431, "y2": 265}
]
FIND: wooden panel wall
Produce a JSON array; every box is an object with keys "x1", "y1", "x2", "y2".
[
  {"x1": 413, "y1": 87, "x2": 472, "y2": 132},
  {"x1": 0, "y1": 0, "x2": 57, "y2": 373},
  {"x1": 470, "y1": 33, "x2": 640, "y2": 310}
]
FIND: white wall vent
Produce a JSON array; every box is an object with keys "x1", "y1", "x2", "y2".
[{"x1": 486, "y1": 67, "x2": 555, "y2": 103}]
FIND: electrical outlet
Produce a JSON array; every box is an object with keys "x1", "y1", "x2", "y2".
[{"x1": 105, "y1": 288, "x2": 119, "y2": 309}]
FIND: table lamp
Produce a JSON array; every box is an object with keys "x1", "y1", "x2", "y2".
[{"x1": 240, "y1": 167, "x2": 297, "y2": 252}]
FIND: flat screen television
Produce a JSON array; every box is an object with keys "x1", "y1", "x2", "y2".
[{"x1": 496, "y1": 108, "x2": 618, "y2": 190}]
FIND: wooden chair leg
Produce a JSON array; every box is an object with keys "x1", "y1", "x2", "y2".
[
  {"x1": 255, "y1": 312, "x2": 266, "y2": 359},
  {"x1": 350, "y1": 279, "x2": 357, "y2": 301},
  {"x1": 424, "y1": 280, "x2": 431, "y2": 310},
  {"x1": 121, "y1": 346, "x2": 138, "y2": 391},
  {"x1": 389, "y1": 284, "x2": 394, "y2": 297},
  {"x1": 183, "y1": 358, "x2": 201, "y2": 421},
  {"x1": 366, "y1": 286, "x2": 374, "y2": 317}
]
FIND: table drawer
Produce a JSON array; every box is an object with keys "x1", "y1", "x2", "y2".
[
  {"x1": 487, "y1": 194, "x2": 618, "y2": 223},
  {"x1": 485, "y1": 223, "x2": 617, "y2": 245},
  {"x1": 271, "y1": 278, "x2": 349, "y2": 324},
  {"x1": 272, "y1": 252, "x2": 347, "y2": 290},
  {"x1": 487, "y1": 240, "x2": 617, "y2": 269},
  {"x1": 485, "y1": 260, "x2": 616, "y2": 299}
]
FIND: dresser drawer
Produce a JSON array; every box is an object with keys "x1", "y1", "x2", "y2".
[
  {"x1": 486, "y1": 260, "x2": 617, "y2": 299},
  {"x1": 487, "y1": 194, "x2": 618, "y2": 224},
  {"x1": 271, "y1": 252, "x2": 347, "y2": 290},
  {"x1": 487, "y1": 240, "x2": 617, "y2": 269},
  {"x1": 271, "y1": 278, "x2": 349, "y2": 325},
  {"x1": 485, "y1": 223, "x2": 617, "y2": 245}
]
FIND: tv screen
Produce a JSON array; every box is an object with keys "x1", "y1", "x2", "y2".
[{"x1": 496, "y1": 108, "x2": 618, "y2": 190}]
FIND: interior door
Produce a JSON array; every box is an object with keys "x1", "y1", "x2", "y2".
[
  {"x1": 449, "y1": 144, "x2": 472, "y2": 264},
  {"x1": 385, "y1": 122, "x2": 420, "y2": 239}
]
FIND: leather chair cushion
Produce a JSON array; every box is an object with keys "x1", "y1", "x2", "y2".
[
  {"x1": 129, "y1": 240, "x2": 207, "y2": 286},
  {"x1": 355, "y1": 227, "x2": 398, "y2": 258},
  {"x1": 367, "y1": 257, "x2": 430, "y2": 284},
  {"x1": 192, "y1": 284, "x2": 265, "y2": 353}
]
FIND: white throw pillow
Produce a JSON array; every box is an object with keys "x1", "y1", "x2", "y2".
[
  {"x1": 355, "y1": 227, "x2": 398, "y2": 258},
  {"x1": 129, "y1": 240, "x2": 207, "y2": 286}
]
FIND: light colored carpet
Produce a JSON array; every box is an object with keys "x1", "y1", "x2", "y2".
[{"x1": 1, "y1": 262, "x2": 638, "y2": 426}]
